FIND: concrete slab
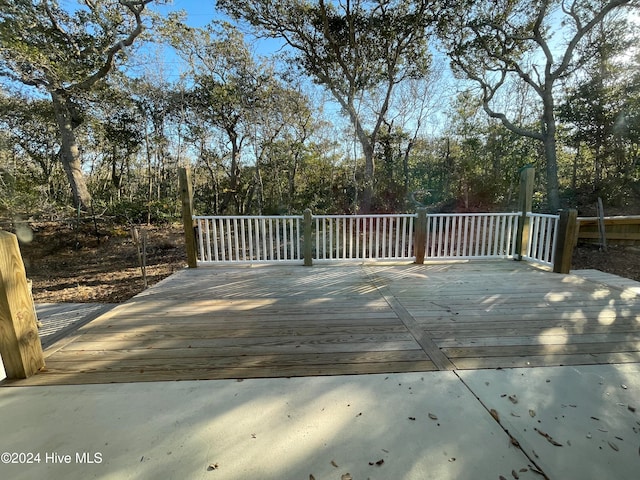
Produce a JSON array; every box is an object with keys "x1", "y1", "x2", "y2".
[
  {"x1": 458, "y1": 364, "x2": 640, "y2": 480},
  {"x1": 0, "y1": 372, "x2": 538, "y2": 480}
]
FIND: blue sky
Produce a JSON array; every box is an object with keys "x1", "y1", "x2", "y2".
[
  {"x1": 141, "y1": 0, "x2": 286, "y2": 81},
  {"x1": 151, "y1": 0, "x2": 217, "y2": 28}
]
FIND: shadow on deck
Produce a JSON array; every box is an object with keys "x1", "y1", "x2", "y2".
[{"x1": 4, "y1": 261, "x2": 640, "y2": 386}]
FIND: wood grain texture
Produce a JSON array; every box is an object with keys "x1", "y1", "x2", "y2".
[
  {"x1": 0, "y1": 231, "x2": 45, "y2": 378},
  {"x1": 4, "y1": 261, "x2": 638, "y2": 386}
]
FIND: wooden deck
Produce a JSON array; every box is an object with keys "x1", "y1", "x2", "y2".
[{"x1": 5, "y1": 261, "x2": 640, "y2": 386}]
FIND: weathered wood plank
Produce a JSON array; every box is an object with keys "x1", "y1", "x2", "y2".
[
  {"x1": 453, "y1": 352, "x2": 640, "y2": 370},
  {"x1": 80, "y1": 324, "x2": 410, "y2": 337},
  {"x1": 44, "y1": 350, "x2": 431, "y2": 373},
  {"x1": 43, "y1": 348, "x2": 429, "y2": 363},
  {"x1": 60, "y1": 339, "x2": 421, "y2": 354},
  {"x1": 410, "y1": 306, "x2": 640, "y2": 318},
  {"x1": 69, "y1": 330, "x2": 417, "y2": 345},
  {"x1": 419, "y1": 324, "x2": 640, "y2": 338},
  {"x1": 443, "y1": 341, "x2": 640, "y2": 358},
  {"x1": 12, "y1": 360, "x2": 438, "y2": 386},
  {"x1": 437, "y1": 332, "x2": 638, "y2": 348}
]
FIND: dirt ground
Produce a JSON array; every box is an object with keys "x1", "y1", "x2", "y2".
[
  {"x1": 19, "y1": 222, "x2": 187, "y2": 303},
  {"x1": 12, "y1": 221, "x2": 640, "y2": 304}
]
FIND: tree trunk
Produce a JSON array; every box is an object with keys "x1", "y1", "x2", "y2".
[
  {"x1": 543, "y1": 132, "x2": 561, "y2": 212},
  {"x1": 51, "y1": 91, "x2": 92, "y2": 210},
  {"x1": 542, "y1": 91, "x2": 561, "y2": 213}
]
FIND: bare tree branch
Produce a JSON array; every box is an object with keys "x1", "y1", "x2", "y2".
[{"x1": 74, "y1": 0, "x2": 153, "y2": 91}]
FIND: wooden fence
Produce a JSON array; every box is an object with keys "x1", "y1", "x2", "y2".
[{"x1": 576, "y1": 216, "x2": 640, "y2": 246}]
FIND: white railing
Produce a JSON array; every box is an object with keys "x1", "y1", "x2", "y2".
[
  {"x1": 524, "y1": 213, "x2": 559, "y2": 267},
  {"x1": 193, "y1": 211, "x2": 559, "y2": 267},
  {"x1": 424, "y1": 213, "x2": 520, "y2": 259},
  {"x1": 313, "y1": 214, "x2": 415, "y2": 262},
  {"x1": 194, "y1": 215, "x2": 303, "y2": 264}
]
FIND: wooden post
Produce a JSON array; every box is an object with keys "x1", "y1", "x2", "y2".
[
  {"x1": 414, "y1": 208, "x2": 427, "y2": 264},
  {"x1": 0, "y1": 231, "x2": 45, "y2": 379},
  {"x1": 179, "y1": 167, "x2": 198, "y2": 268},
  {"x1": 597, "y1": 197, "x2": 607, "y2": 252},
  {"x1": 303, "y1": 208, "x2": 313, "y2": 266},
  {"x1": 553, "y1": 209, "x2": 578, "y2": 274},
  {"x1": 515, "y1": 166, "x2": 535, "y2": 260}
]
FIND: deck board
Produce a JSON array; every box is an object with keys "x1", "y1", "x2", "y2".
[{"x1": 4, "y1": 261, "x2": 639, "y2": 386}]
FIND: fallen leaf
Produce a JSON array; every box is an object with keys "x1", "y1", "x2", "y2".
[
  {"x1": 376, "y1": 459, "x2": 384, "y2": 466},
  {"x1": 510, "y1": 412, "x2": 521, "y2": 417},
  {"x1": 512, "y1": 469, "x2": 520, "y2": 479},
  {"x1": 207, "y1": 463, "x2": 219, "y2": 471},
  {"x1": 341, "y1": 474, "x2": 352, "y2": 480},
  {"x1": 508, "y1": 395, "x2": 518, "y2": 404},
  {"x1": 331, "y1": 460, "x2": 339, "y2": 468},
  {"x1": 519, "y1": 468, "x2": 528, "y2": 473},
  {"x1": 628, "y1": 405, "x2": 636, "y2": 413},
  {"x1": 490, "y1": 409, "x2": 500, "y2": 422},
  {"x1": 621, "y1": 384, "x2": 628, "y2": 389},
  {"x1": 408, "y1": 417, "x2": 416, "y2": 421},
  {"x1": 535, "y1": 428, "x2": 563, "y2": 446},
  {"x1": 309, "y1": 475, "x2": 315, "y2": 480},
  {"x1": 529, "y1": 409, "x2": 536, "y2": 418},
  {"x1": 591, "y1": 416, "x2": 600, "y2": 421},
  {"x1": 428, "y1": 413, "x2": 438, "y2": 420},
  {"x1": 499, "y1": 476, "x2": 507, "y2": 480},
  {"x1": 608, "y1": 441, "x2": 619, "y2": 451},
  {"x1": 448, "y1": 457, "x2": 456, "y2": 462}
]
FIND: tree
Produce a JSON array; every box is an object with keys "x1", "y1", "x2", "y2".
[
  {"x1": 164, "y1": 21, "x2": 274, "y2": 213},
  {"x1": 558, "y1": 12, "x2": 640, "y2": 203},
  {"x1": 0, "y1": 91, "x2": 69, "y2": 214},
  {"x1": 0, "y1": 0, "x2": 157, "y2": 210},
  {"x1": 218, "y1": 0, "x2": 436, "y2": 212},
  {"x1": 437, "y1": 0, "x2": 635, "y2": 212}
]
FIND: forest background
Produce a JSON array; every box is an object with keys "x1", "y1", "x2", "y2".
[{"x1": 0, "y1": 1, "x2": 639, "y2": 303}]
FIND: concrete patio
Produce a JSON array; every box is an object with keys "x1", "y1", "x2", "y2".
[{"x1": 0, "y1": 364, "x2": 638, "y2": 479}]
